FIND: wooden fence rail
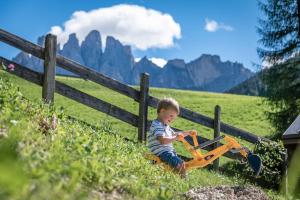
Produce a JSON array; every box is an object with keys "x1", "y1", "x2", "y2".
[
  {"x1": 0, "y1": 28, "x2": 271, "y2": 169},
  {"x1": 0, "y1": 56, "x2": 139, "y2": 127}
]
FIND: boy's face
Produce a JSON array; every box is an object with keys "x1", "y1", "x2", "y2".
[{"x1": 158, "y1": 108, "x2": 178, "y2": 125}]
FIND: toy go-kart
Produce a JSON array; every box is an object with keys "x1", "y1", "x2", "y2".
[{"x1": 145, "y1": 130, "x2": 262, "y2": 176}]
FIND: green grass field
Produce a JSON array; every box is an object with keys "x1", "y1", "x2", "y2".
[
  {"x1": 0, "y1": 70, "x2": 275, "y2": 163},
  {"x1": 0, "y1": 70, "x2": 274, "y2": 139},
  {"x1": 0, "y1": 70, "x2": 284, "y2": 199}
]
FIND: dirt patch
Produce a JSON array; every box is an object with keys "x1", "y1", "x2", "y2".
[
  {"x1": 90, "y1": 189, "x2": 135, "y2": 200},
  {"x1": 184, "y1": 185, "x2": 269, "y2": 200}
]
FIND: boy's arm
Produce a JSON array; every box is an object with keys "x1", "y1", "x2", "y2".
[
  {"x1": 157, "y1": 130, "x2": 196, "y2": 144},
  {"x1": 157, "y1": 135, "x2": 177, "y2": 144}
]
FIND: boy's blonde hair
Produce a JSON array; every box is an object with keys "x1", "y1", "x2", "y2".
[{"x1": 157, "y1": 97, "x2": 180, "y2": 114}]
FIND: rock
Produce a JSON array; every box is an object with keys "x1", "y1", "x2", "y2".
[
  {"x1": 59, "y1": 33, "x2": 84, "y2": 64},
  {"x1": 132, "y1": 56, "x2": 161, "y2": 85},
  {"x1": 184, "y1": 185, "x2": 269, "y2": 200},
  {"x1": 186, "y1": 54, "x2": 253, "y2": 92},
  {"x1": 155, "y1": 59, "x2": 194, "y2": 89},
  {"x1": 100, "y1": 36, "x2": 134, "y2": 83},
  {"x1": 81, "y1": 30, "x2": 102, "y2": 71}
]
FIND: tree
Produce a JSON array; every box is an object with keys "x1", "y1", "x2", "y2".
[{"x1": 257, "y1": 0, "x2": 300, "y2": 138}]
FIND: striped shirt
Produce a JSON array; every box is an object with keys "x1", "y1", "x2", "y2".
[{"x1": 147, "y1": 119, "x2": 175, "y2": 156}]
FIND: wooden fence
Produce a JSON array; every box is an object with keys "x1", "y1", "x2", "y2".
[{"x1": 0, "y1": 29, "x2": 270, "y2": 168}]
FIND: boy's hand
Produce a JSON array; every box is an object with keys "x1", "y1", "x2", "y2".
[{"x1": 176, "y1": 130, "x2": 196, "y2": 138}]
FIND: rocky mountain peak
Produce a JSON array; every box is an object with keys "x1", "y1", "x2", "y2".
[
  {"x1": 165, "y1": 59, "x2": 186, "y2": 69},
  {"x1": 84, "y1": 30, "x2": 102, "y2": 48},
  {"x1": 63, "y1": 33, "x2": 80, "y2": 49},
  {"x1": 123, "y1": 45, "x2": 132, "y2": 56},
  {"x1": 59, "y1": 33, "x2": 84, "y2": 66},
  {"x1": 136, "y1": 56, "x2": 153, "y2": 65},
  {"x1": 101, "y1": 36, "x2": 134, "y2": 83},
  {"x1": 197, "y1": 54, "x2": 221, "y2": 64},
  {"x1": 105, "y1": 36, "x2": 122, "y2": 51},
  {"x1": 12, "y1": 30, "x2": 254, "y2": 92},
  {"x1": 81, "y1": 30, "x2": 102, "y2": 71}
]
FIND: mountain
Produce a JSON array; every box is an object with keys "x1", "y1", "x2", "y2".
[
  {"x1": 132, "y1": 56, "x2": 161, "y2": 85},
  {"x1": 155, "y1": 59, "x2": 194, "y2": 89},
  {"x1": 100, "y1": 36, "x2": 134, "y2": 83},
  {"x1": 226, "y1": 71, "x2": 267, "y2": 96},
  {"x1": 13, "y1": 36, "x2": 45, "y2": 73},
  {"x1": 12, "y1": 30, "x2": 254, "y2": 92},
  {"x1": 81, "y1": 30, "x2": 103, "y2": 72},
  {"x1": 186, "y1": 54, "x2": 253, "y2": 92}
]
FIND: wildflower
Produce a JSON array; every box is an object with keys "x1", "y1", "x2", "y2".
[{"x1": 8, "y1": 63, "x2": 15, "y2": 71}]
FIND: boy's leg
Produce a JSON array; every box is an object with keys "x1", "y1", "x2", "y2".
[
  {"x1": 158, "y1": 151, "x2": 187, "y2": 178},
  {"x1": 176, "y1": 162, "x2": 187, "y2": 178}
]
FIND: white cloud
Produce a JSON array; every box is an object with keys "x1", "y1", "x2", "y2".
[
  {"x1": 134, "y1": 58, "x2": 142, "y2": 62},
  {"x1": 50, "y1": 4, "x2": 181, "y2": 50},
  {"x1": 134, "y1": 57, "x2": 167, "y2": 68},
  {"x1": 204, "y1": 18, "x2": 233, "y2": 32},
  {"x1": 149, "y1": 57, "x2": 167, "y2": 67}
]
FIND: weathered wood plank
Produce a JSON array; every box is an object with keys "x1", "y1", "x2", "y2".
[
  {"x1": 138, "y1": 73, "x2": 149, "y2": 143},
  {"x1": 0, "y1": 57, "x2": 43, "y2": 85},
  {"x1": 0, "y1": 28, "x2": 44, "y2": 59},
  {"x1": 42, "y1": 34, "x2": 57, "y2": 104},
  {"x1": 0, "y1": 57, "x2": 139, "y2": 127},
  {"x1": 55, "y1": 81, "x2": 139, "y2": 127},
  {"x1": 56, "y1": 55, "x2": 140, "y2": 101},
  {"x1": 213, "y1": 105, "x2": 221, "y2": 170},
  {"x1": 148, "y1": 96, "x2": 215, "y2": 127},
  {"x1": 220, "y1": 122, "x2": 265, "y2": 143}
]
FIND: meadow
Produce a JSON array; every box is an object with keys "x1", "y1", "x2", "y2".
[{"x1": 0, "y1": 70, "x2": 283, "y2": 199}]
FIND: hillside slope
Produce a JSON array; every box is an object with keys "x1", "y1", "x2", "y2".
[
  {"x1": 0, "y1": 74, "x2": 261, "y2": 199},
  {"x1": 0, "y1": 70, "x2": 274, "y2": 142},
  {"x1": 0, "y1": 73, "x2": 284, "y2": 199}
]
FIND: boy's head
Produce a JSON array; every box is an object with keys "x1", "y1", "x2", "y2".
[{"x1": 157, "y1": 97, "x2": 180, "y2": 125}]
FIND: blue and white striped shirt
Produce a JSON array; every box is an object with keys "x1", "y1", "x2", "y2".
[{"x1": 147, "y1": 119, "x2": 175, "y2": 156}]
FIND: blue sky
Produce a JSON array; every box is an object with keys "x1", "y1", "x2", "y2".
[{"x1": 0, "y1": 0, "x2": 262, "y2": 71}]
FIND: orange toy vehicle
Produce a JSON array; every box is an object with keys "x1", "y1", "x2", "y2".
[{"x1": 145, "y1": 130, "x2": 262, "y2": 176}]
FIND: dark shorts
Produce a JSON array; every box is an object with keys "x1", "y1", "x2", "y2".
[{"x1": 158, "y1": 151, "x2": 183, "y2": 169}]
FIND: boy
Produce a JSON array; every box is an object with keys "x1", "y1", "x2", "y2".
[{"x1": 147, "y1": 97, "x2": 192, "y2": 178}]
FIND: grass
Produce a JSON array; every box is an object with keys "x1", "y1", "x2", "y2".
[
  {"x1": 0, "y1": 71, "x2": 274, "y2": 139},
  {"x1": 0, "y1": 70, "x2": 285, "y2": 199},
  {"x1": 0, "y1": 70, "x2": 274, "y2": 161}
]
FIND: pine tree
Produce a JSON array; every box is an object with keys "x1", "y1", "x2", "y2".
[
  {"x1": 257, "y1": 0, "x2": 300, "y2": 62},
  {"x1": 257, "y1": 0, "x2": 300, "y2": 138}
]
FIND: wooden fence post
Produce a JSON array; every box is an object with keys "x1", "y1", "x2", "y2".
[
  {"x1": 42, "y1": 34, "x2": 57, "y2": 104},
  {"x1": 213, "y1": 105, "x2": 221, "y2": 170},
  {"x1": 283, "y1": 148, "x2": 289, "y2": 196},
  {"x1": 138, "y1": 73, "x2": 149, "y2": 143}
]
